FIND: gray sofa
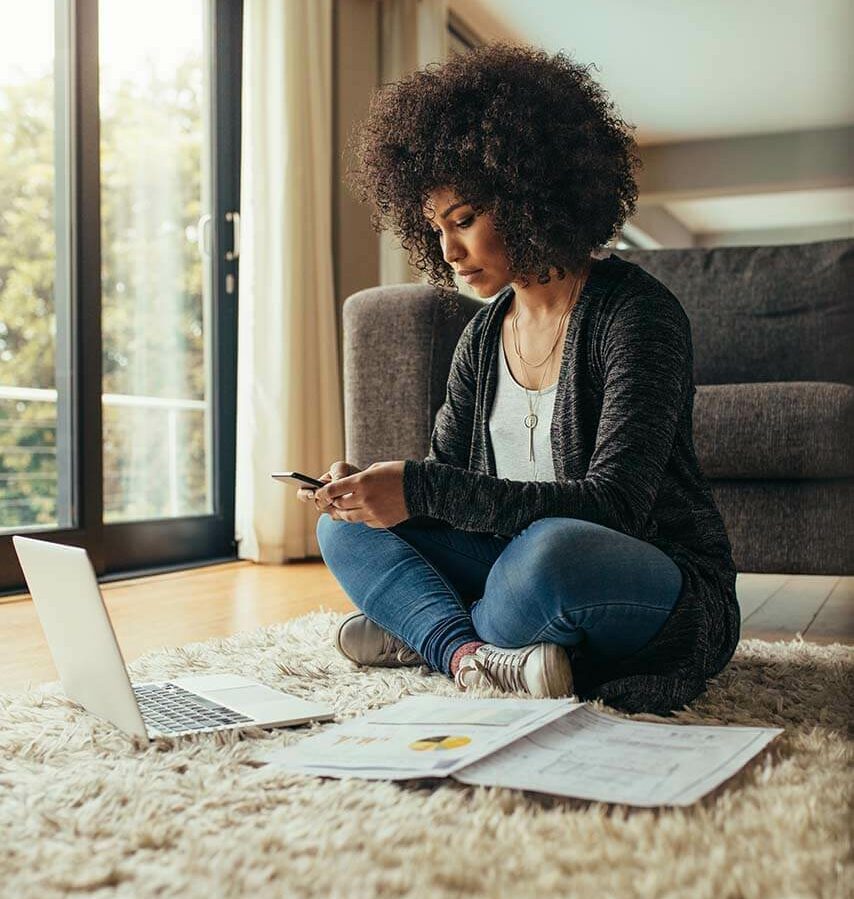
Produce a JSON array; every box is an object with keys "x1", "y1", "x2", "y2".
[{"x1": 342, "y1": 238, "x2": 853, "y2": 575}]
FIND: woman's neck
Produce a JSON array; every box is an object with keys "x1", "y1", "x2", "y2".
[{"x1": 510, "y1": 262, "x2": 591, "y2": 326}]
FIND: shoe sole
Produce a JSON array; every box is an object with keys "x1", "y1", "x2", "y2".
[{"x1": 537, "y1": 643, "x2": 575, "y2": 698}]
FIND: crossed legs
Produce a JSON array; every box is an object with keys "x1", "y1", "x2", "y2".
[{"x1": 316, "y1": 514, "x2": 683, "y2": 677}]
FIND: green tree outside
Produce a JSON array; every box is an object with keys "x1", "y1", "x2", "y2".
[{"x1": 0, "y1": 56, "x2": 211, "y2": 530}]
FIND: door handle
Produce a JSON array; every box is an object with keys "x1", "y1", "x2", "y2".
[
  {"x1": 225, "y1": 211, "x2": 240, "y2": 261},
  {"x1": 197, "y1": 213, "x2": 212, "y2": 256}
]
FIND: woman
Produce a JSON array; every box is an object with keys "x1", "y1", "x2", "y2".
[{"x1": 299, "y1": 43, "x2": 740, "y2": 715}]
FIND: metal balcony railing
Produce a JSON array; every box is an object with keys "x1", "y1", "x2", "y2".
[{"x1": 0, "y1": 385, "x2": 208, "y2": 531}]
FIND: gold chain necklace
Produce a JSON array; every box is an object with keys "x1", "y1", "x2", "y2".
[{"x1": 511, "y1": 273, "x2": 585, "y2": 467}]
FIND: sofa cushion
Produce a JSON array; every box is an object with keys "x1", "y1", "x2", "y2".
[
  {"x1": 693, "y1": 381, "x2": 854, "y2": 478},
  {"x1": 614, "y1": 239, "x2": 853, "y2": 386}
]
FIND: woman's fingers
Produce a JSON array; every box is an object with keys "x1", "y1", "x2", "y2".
[
  {"x1": 296, "y1": 463, "x2": 363, "y2": 513},
  {"x1": 298, "y1": 472, "x2": 332, "y2": 503},
  {"x1": 313, "y1": 473, "x2": 338, "y2": 513}
]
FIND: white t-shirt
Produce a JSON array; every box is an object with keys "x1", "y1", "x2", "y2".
[{"x1": 488, "y1": 340, "x2": 557, "y2": 482}]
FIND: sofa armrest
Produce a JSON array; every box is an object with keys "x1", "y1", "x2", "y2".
[{"x1": 342, "y1": 284, "x2": 484, "y2": 469}]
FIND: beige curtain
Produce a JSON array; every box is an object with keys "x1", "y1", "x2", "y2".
[
  {"x1": 235, "y1": 0, "x2": 342, "y2": 562},
  {"x1": 379, "y1": 0, "x2": 450, "y2": 286}
]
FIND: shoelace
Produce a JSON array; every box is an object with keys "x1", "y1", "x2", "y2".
[
  {"x1": 396, "y1": 646, "x2": 423, "y2": 664},
  {"x1": 458, "y1": 647, "x2": 529, "y2": 693},
  {"x1": 378, "y1": 628, "x2": 422, "y2": 664}
]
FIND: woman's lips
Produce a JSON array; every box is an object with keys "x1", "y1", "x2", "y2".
[{"x1": 460, "y1": 270, "x2": 482, "y2": 283}]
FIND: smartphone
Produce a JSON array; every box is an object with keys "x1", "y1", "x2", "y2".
[{"x1": 271, "y1": 471, "x2": 326, "y2": 490}]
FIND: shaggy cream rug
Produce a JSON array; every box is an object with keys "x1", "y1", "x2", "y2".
[{"x1": 1, "y1": 610, "x2": 851, "y2": 899}]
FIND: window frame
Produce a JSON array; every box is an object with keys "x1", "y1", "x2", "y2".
[{"x1": 0, "y1": 0, "x2": 243, "y2": 594}]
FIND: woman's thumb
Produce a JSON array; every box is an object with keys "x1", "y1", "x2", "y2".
[{"x1": 329, "y1": 461, "x2": 350, "y2": 479}]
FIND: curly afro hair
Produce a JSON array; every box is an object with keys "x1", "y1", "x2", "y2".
[{"x1": 345, "y1": 42, "x2": 643, "y2": 293}]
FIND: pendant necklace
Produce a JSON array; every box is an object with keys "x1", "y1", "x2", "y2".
[{"x1": 511, "y1": 274, "x2": 584, "y2": 472}]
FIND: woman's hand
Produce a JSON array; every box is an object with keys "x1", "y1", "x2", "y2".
[
  {"x1": 297, "y1": 461, "x2": 362, "y2": 519},
  {"x1": 312, "y1": 461, "x2": 409, "y2": 529}
]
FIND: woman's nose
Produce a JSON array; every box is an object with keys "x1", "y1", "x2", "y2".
[{"x1": 442, "y1": 234, "x2": 465, "y2": 265}]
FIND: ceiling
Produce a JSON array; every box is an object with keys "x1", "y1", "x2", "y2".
[{"x1": 449, "y1": 0, "x2": 854, "y2": 245}]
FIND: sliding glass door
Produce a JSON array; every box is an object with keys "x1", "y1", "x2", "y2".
[
  {"x1": 99, "y1": 1, "x2": 216, "y2": 524},
  {"x1": 0, "y1": 0, "x2": 242, "y2": 593},
  {"x1": 0, "y1": 1, "x2": 73, "y2": 535}
]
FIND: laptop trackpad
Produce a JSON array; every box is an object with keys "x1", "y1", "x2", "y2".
[
  {"x1": 207, "y1": 684, "x2": 295, "y2": 710},
  {"x1": 171, "y1": 674, "x2": 332, "y2": 720}
]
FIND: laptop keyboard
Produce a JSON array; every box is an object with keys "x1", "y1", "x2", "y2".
[{"x1": 133, "y1": 682, "x2": 254, "y2": 734}]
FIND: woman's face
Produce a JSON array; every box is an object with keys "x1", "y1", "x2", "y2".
[{"x1": 422, "y1": 186, "x2": 512, "y2": 297}]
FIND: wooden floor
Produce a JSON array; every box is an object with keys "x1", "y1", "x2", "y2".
[{"x1": 1, "y1": 562, "x2": 851, "y2": 693}]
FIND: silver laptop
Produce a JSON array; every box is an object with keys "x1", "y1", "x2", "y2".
[{"x1": 12, "y1": 536, "x2": 335, "y2": 744}]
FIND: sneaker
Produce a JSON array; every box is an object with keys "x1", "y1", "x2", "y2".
[
  {"x1": 454, "y1": 642, "x2": 574, "y2": 699},
  {"x1": 334, "y1": 611, "x2": 426, "y2": 667}
]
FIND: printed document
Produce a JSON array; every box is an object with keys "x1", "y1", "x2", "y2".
[
  {"x1": 262, "y1": 695, "x2": 578, "y2": 781},
  {"x1": 259, "y1": 695, "x2": 783, "y2": 807}
]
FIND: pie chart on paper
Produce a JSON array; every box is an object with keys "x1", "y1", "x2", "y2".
[{"x1": 408, "y1": 734, "x2": 472, "y2": 751}]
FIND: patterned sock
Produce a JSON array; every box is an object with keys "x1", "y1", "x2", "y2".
[{"x1": 450, "y1": 640, "x2": 486, "y2": 676}]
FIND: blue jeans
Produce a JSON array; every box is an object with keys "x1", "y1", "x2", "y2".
[{"x1": 316, "y1": 514, "x2": 683, "y2": 679}]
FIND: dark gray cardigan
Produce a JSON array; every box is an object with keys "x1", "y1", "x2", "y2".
[{"x1": 402, "y1": 253, "x2": 741, "y2": 715}]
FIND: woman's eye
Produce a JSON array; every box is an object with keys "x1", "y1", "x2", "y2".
[{"x1": 432, "y1": 216, "x2": 473, "y2": 237}]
